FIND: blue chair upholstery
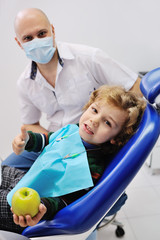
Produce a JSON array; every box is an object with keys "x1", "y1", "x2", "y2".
[{"x1": 22, "y1": 68, "x2": 160, "y2": 238}]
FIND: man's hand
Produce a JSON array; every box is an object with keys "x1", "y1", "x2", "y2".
[
  {"x1": 12, "y1": 125, "x2": 29, "y2": 155},
  {"x1": 129, "y1": 76, "x2": 143, "y2": 97},
  {"x1": 12, "y1": 203, "x2": 47, "y2": 227}
]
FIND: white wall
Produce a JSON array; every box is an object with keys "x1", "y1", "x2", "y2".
[{"x1": 0, "y1": 0, "x2": 160, "y2": 158}]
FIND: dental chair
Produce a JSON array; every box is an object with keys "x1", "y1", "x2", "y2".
[{"x1": 0, "y1": 67, "x2": 160, "y2": 240}]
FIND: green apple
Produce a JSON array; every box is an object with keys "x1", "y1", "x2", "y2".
[{"x1": 11, "y1": 187, "x2": 40, "y2": 217}]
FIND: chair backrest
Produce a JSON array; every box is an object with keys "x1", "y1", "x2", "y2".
[{"x1": 22, "y1": 68, "x2": 160, "y2": 238}]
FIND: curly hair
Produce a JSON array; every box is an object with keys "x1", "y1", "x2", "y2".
[{"x1": 83, "y1": 85, "x2": 146, "y2": 153}]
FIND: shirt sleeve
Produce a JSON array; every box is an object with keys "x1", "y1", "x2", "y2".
[
  {"x1": 16, "y1": 66, "x2": 42, "y2": 125},
  {"x1": 92, "y1": 48, "x2": 138, "y2": 90},
  {"x1": 17, "y1": 90, "x2": 42, "y2": 124},
  {"x1": 25, "y1": 132, "x2": 53, "y2": 152},
  {"x1": 41, "y1": 197, "x2": 66, "y2": 220}
]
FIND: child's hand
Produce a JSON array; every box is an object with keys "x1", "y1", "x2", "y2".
[
  {"x1": 12, "y1": 125, "x2": 29, "y2": 155},
  {"x1": 12, "y1": 203, "x2": 47, "y2": 227}
]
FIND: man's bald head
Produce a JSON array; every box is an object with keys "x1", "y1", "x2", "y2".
[{"x1": 14, "y1": 8, "x2": 51, "y2": 40}]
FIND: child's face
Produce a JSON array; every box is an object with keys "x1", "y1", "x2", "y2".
[{"x1": 79, "y1": 101, "x2": 128, "y2": 145}]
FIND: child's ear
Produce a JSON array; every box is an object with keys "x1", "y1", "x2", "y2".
[{"x1": 110, "y1": 139, "x2": 116, "y2": 145}]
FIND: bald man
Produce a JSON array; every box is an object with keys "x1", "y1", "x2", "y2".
[{"x1": 2, "y1": 8, "x2": 136, "y2": 235}]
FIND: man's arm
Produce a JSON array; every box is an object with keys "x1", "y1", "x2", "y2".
[
  {"x1": 23, "y1": 122, "x2": 49, "y2": 134},
  {"x1": 129, "y1": 76, "x2": 143, "y2": 97}
]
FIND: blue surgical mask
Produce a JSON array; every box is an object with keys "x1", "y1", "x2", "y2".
[{"x1": 22, "y1": 36, "x2": 56, "y2": 64}]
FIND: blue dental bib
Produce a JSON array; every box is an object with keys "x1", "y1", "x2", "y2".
[{"x1": 7, "y1": 124, "x2": 93, "y2": 206}]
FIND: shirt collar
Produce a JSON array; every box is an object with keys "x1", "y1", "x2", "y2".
[
  {"x1": 30, "y1": 61, "x2": 37, "y2": 80},
  {"x1": 56, "y1": 41, "x2": 75, "y2": 61},
  {"x1": 81, "y1": 139, "x2": 99, "y2": 150},
  {"x1": 29, "y1": 41, "x2": 74, "y2": 80}
]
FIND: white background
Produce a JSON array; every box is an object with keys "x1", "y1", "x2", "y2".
[{"x1": 0, "y1": 0, "x2": 160, "y2": 159}]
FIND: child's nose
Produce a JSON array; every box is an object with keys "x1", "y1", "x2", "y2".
[{"x1": 90, "y1": 118, "x2": 99, "y2": 127}]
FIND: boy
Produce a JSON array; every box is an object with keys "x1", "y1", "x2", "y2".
[{"x1": 0, "y1": 86, "x2": 146, "y2": 233}]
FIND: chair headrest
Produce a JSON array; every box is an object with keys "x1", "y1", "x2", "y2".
[{"x1": 140, "y1": 67, "x2": 160, "y2": 105}]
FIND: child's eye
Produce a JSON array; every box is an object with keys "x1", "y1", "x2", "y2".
[
  {"x1": 105, "y1": 120, "x2": 111, "y2": 127},
  {"x1": 92, "y1": 107, "x2": 98, "y2": 113}
]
